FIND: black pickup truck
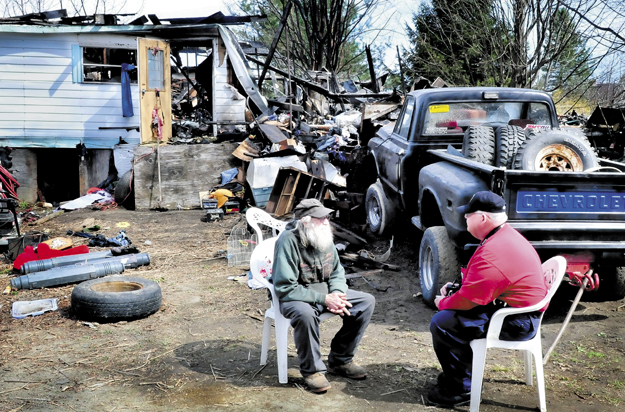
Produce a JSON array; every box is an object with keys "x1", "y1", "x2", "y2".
[{"x1": 366, "y1": 87, "x2": 625, "y2": 305}]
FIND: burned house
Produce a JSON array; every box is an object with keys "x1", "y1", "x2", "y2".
[{"x1": 0, "y1": 9, "x2": 265, "y2": 205}]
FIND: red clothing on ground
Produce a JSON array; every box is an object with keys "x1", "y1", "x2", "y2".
[{"x1": 438, "y1": 224, "x2": 547, "y2": 311}]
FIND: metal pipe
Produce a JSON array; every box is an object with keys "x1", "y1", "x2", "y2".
[
  {"x1": 11, "y1": 261, "x2": 126, "y2": 290},
  {"x1": 21, "y1": 250, "x2": 114, "y2": 275}
]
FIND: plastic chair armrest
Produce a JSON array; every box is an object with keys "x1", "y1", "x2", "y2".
[{"x1": 486, "y1": 301, "x2": 546, "y2": 340}]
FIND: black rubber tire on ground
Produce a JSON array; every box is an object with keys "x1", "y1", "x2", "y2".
[
  {"x1": 513, "y1": 132, "x2": 599, "y2": 171},
  {"x1": 419, "y1": 226, "x2": 460, "y2": 307},
  {"x1": 365, "y1": 181, "x2": 395, "y2": 235},
  {"x1": 71, "y1": 276, "x2": 162, "y2": 321},
  {"x1": 462, "y1": 125, "x2": 496, "y2": 166},
  {"x1": 495, "y1": 125, "x2": 526, "y2": 169},
  {"x1": 114, "y1": 170, "x2": 135, "y2": 209},
  {"x1": 587, "y1": 266, "x2": 625, "y2": 301}
]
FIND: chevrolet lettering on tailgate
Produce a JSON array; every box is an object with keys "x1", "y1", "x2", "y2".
[{"x1": 517, "y1": 190, "x2": 625, "y2": 213}]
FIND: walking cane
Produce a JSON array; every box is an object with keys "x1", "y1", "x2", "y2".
[{"x1": 543, "y1": 268, "x2": 599, "y2": 364}]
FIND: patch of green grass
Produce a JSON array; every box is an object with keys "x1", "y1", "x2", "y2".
[
  {"x1": 609, "y1": 380, "x2": 624, "y2": 390},
  {"x1": 606, "y1": 396, "x2": 623, "y2": 406},
  {"x1": 587, "y1": 350, "x2": 606, "y2": 359},
  {"x1": 597, "y1": 332, "x2": 607, "y2": 338},
  {"x1": 491, "y1": 365, "x2": 510, "y2": 372},
  {"x1": 566, "y1": 381, "x2": 583, "y2": 392},
  {"x1": 19, "y1": 201, "x2": 30, "y2": 209}
]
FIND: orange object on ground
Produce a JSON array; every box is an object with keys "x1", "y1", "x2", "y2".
[{"x1": 13, "y1": 243, "x2": 90, "y2": 271}]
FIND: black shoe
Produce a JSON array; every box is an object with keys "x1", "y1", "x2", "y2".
[
  {"x1": 426, "y1": 387, "x2": 470, "y2": 408},
  {"x1": 437, "y1": 372, "x2": 447, "y2": 387}
]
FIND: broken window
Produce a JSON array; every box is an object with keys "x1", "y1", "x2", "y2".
[
  {"x1": 423, "y1": 102, "x2": 552, "y2": 135},
  {"x1": 81, "y1": 47, "x2": 137, "y2": 83}
]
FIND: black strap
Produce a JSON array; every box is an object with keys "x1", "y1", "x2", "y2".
[{"x1": 480, "y1": 224, "x2": 505, "y2": 246}]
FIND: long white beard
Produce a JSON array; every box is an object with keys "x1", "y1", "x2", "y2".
[{"x1": 298, "y1": 220, "x2": 335, "y2": 250}]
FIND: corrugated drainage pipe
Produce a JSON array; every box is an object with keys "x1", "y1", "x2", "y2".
[
  {"x1": 11, "y1": 261, "x2": 126, "y2": 290},
  {"x1": 21, "y1": 250, "x2": 114, "y2": 275}
]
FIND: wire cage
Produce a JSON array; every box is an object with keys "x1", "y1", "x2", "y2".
[{"x1": 227, "y1": 221, "x2": 278, "y2": 267}]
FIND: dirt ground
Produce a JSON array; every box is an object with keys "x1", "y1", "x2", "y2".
[{"x1": 1, "y1": 207, "x2": 624, "y2": 412}]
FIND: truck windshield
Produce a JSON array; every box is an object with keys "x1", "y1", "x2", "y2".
[{"x1": 423, "y1": 102, "x2": 551, "y2": 135}]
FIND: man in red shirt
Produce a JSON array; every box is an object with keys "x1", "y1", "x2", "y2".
[{"x1": 427, "y1": 191, "x2": 548, "y2": 407}]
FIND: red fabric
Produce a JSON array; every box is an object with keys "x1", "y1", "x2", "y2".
[
  {"x1": 13, "y1": 243, "x2": 90, "y2": 270},
  {"x1": 439, "y1": 224, "x2": 548, "y2": 311},
  {"x1": 87, "y1": 187, "x2": 102, "y2": 194}
]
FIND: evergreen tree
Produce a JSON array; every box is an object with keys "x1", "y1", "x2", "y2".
[
  {"x1": 540, "y1": 8, "x2": 593, "y2": 94},
  {"x1": 404, "y1": 0, "x2": 507, "y2": 87}
]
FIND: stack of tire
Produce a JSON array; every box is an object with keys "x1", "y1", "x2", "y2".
[{"x1": 463, "y1": 125, "x2": 598, "y2": 171}]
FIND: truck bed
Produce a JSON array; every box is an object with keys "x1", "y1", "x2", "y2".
[{"x1": 428, "y1": 149, "x2": 625, "y2": 257}]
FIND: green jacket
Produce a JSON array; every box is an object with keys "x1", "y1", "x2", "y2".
[{"x1": 272, "y1": 228, "x2": 347, "y2": 304}]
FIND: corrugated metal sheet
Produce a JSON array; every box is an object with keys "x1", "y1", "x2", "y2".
[{"x1": 0, "y1": 32, "x2": 140, "y2": 149}]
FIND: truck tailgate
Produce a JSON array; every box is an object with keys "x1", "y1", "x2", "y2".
[{"x1": 505, "y1": 169, "x2": 625, "y2": 250}]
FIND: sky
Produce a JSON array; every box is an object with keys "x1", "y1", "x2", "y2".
[
  {"x1": 130, "y1": 0, "x2": 415, "y2": 69},
  {"x1": 132, "y1": 0, "x2": 234, "y2": 19}
]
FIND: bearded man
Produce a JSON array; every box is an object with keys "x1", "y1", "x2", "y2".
[{"x1": 272, "y1": 199, "x2": 376, "y2": 393}]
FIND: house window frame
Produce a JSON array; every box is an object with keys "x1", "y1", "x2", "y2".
[{"x1": 72, "y1": 44, "x2": 138, "y2": 84}]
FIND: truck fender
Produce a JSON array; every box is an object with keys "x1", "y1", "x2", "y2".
[{"x1": 419, "y1": 162, "x2": 488, "y2": 246}]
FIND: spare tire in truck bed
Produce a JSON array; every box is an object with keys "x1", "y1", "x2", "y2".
[
  {"x1": 71, "y1": 276, "x2": 162, "y2": 321},
  {"x1": 495, "y1": 125, "x2": 526, "y2": 169},
  {"x1": 513, "y1": 132, "x2": 598, "y2": 171},
  {"x1": 462, "y1": 125, "x2": 496, "y2": 166}
]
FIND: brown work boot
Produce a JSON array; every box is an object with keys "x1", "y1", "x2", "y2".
[
  {"x1": 304, "y1": 372, "x2": 331, "y2": 393},
  {"x1": 328, "y1": 362, "x2": 367, "y2": 379}
]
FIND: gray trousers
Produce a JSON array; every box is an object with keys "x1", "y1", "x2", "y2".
[{"x1": 280, "y1": 289, "x2": 375, "y2": 377}]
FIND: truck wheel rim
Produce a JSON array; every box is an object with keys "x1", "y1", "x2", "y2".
[
  {"x1": 367, "y1": 197, "x2": 381, "y2": 227},
  {"x1": 535, "y1": 144, "x2": 583, "y2": 171},
  {"x1": 421, "y1": 246, "x2": 434, "y2": 291}
]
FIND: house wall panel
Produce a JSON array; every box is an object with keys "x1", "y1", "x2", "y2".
[{"x1": 0, "y1": 32, "x2": 140, "y2": 149}]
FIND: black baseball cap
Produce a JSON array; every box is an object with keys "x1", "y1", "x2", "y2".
[{"x1": 457, "y1": 191, "x2": 506, "y2": 214}]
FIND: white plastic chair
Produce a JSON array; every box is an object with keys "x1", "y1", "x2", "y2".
[
  {"x1": 250, "y1": 237, "x2": 335, "y2": 384},
  {"x1": 469, "y1": 255, "x2": 567, "y2": 412},
  {"x1": 246, "y1": 207, "x2": 288, "y2": 242}
]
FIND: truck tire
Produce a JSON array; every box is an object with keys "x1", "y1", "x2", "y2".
[
  {"x1": 462, "y1": 125, "x2": 496, "y2": 166},
  {"x1": 419, "y1": 226, "x2": 460, "y2": 307},
  {"x1": 71, "y1": 276, "x2": 162, "y2": 321},
  {"x1": 366, "y1": 181, "x2": 395, "y2": 235},
  {"x1": 114, "y1": 170, "x2": 135, "y2": 209},
  {"x1": 513, "y1": 132, "x2": 598, "y2": 171},
  {"x1": 495, "y1": 125, "x2": 526, "y2": 169}
]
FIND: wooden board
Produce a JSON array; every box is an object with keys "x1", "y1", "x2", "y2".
[{"x1": 133, "y1": 143, "x2": 240, "y2": 210}]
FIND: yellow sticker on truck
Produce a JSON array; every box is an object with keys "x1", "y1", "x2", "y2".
[{"x1": 429, "y1": 105, "x2": 449, "y2": 113}]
